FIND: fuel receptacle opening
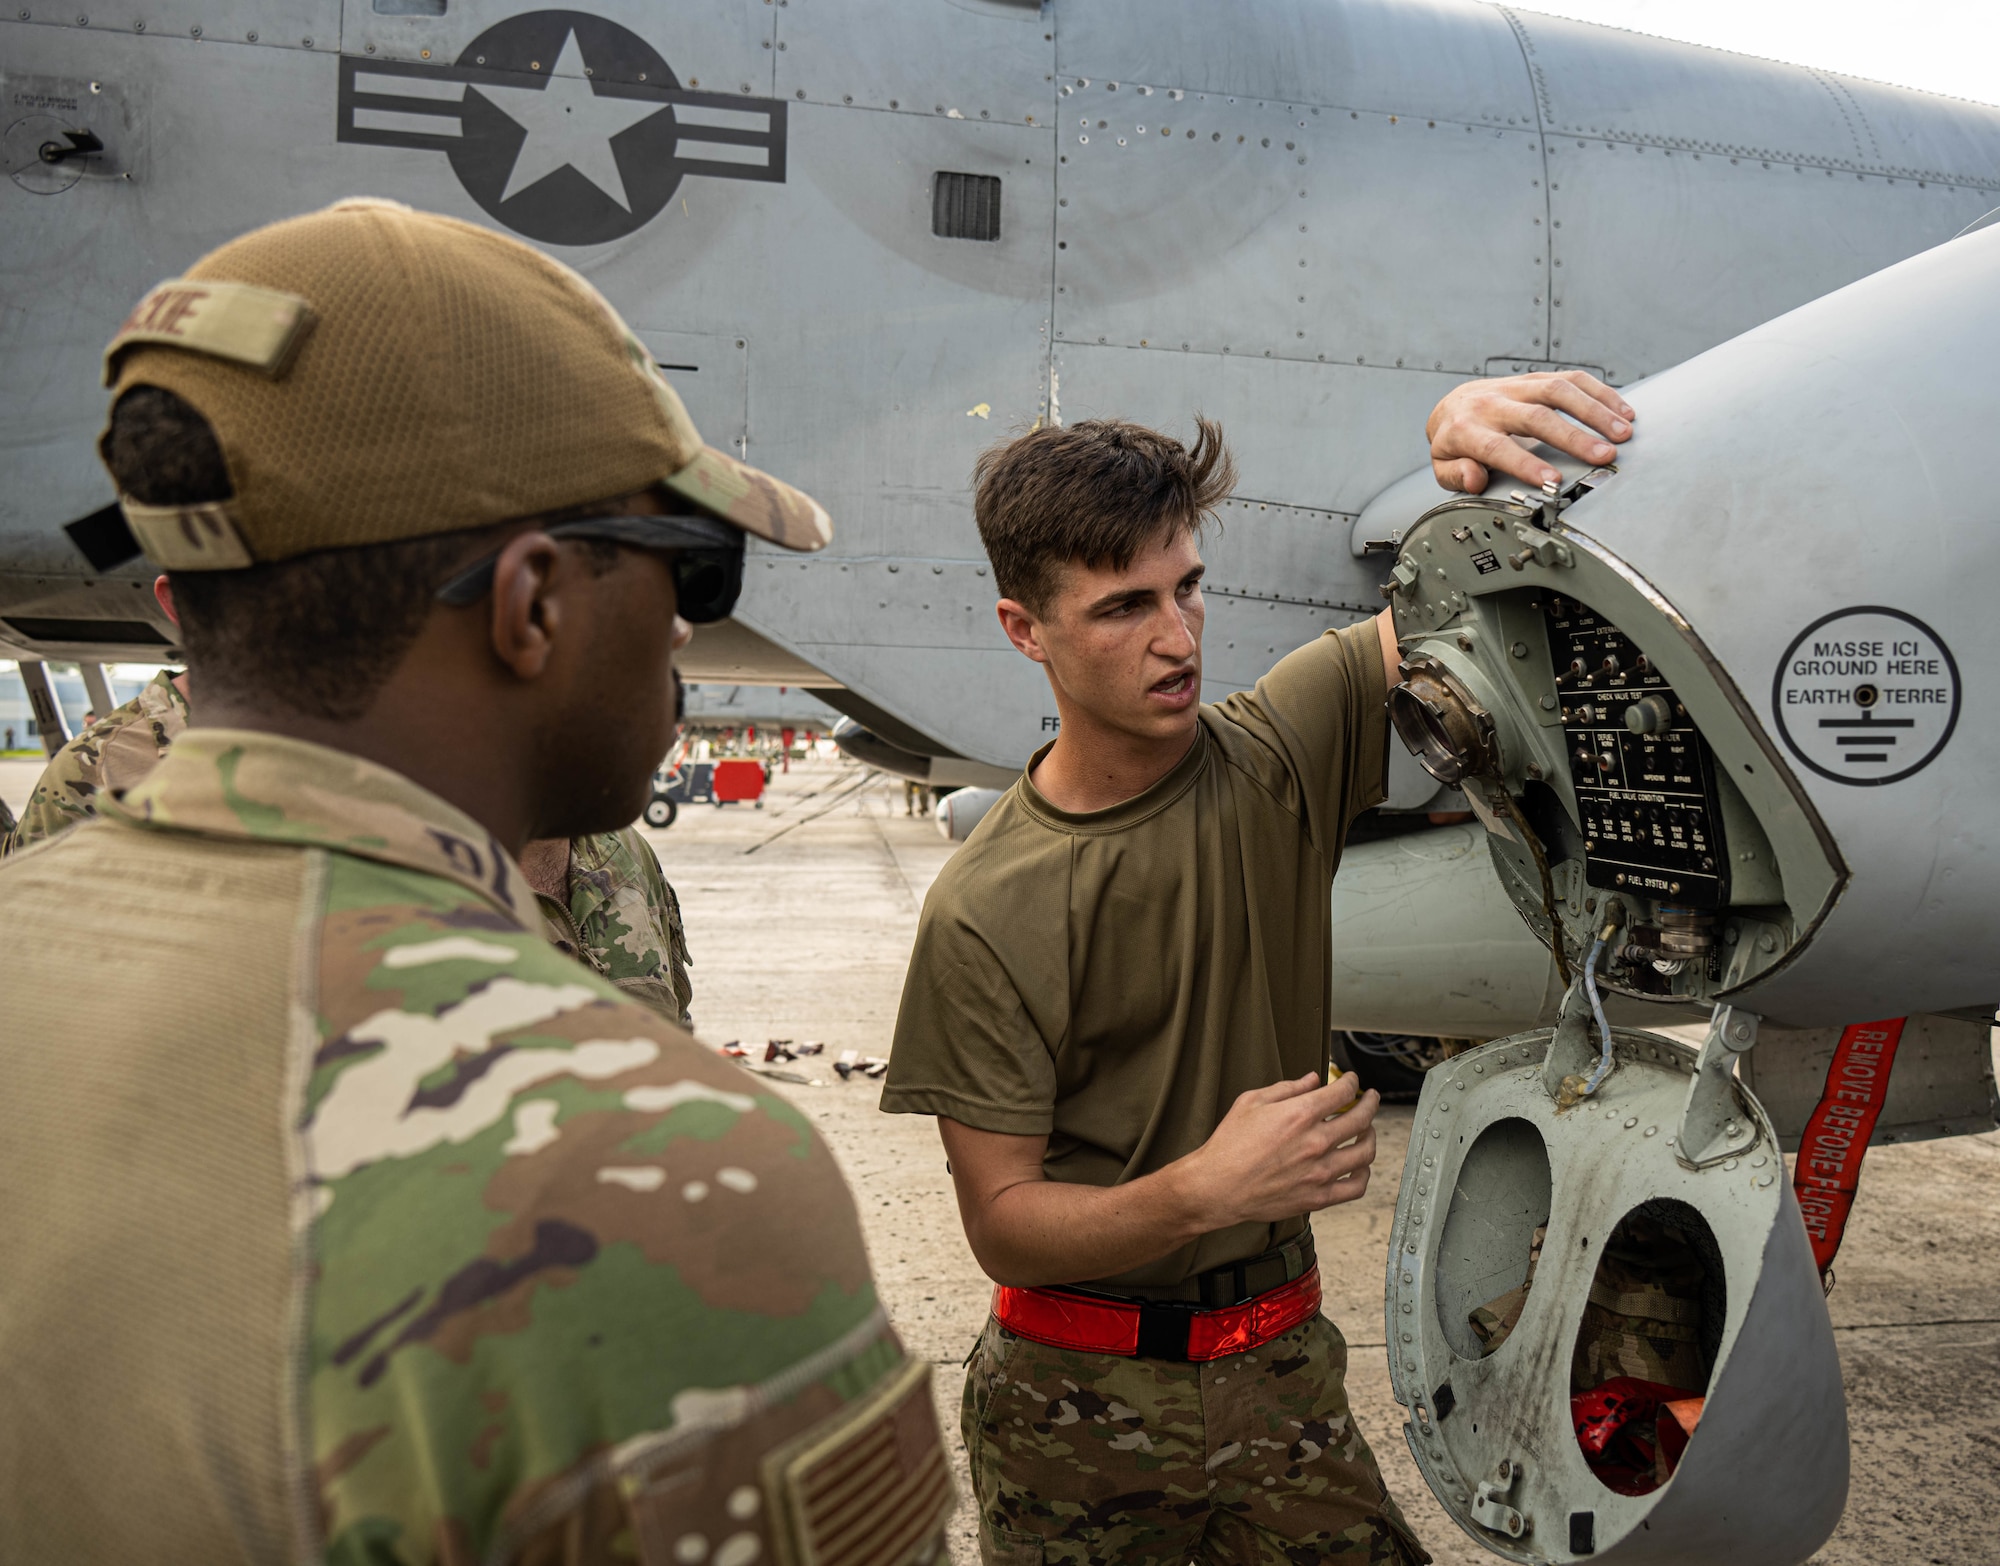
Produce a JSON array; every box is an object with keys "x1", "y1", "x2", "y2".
[
  {"x1": 1569, "y1": 1199, "x2": 1726, "y2": 1497},
  {"x1": 1389, "y1": 1030, "x2": 1848, "y2": 1563},
  {"x1": 1431, "y1": 1116, "x2": 1552, "y2": 1362}
]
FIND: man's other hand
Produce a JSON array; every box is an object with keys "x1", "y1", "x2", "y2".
[
  {"x1": 939, "y1": 1072, "x2": 1381, "y2": 1287},
  {"x1": 1427, "y1": 370, "x2": 1635, "y2": 494},
  {"x1": 1182, "y1": 1071, "x2": 1381, "y2": 1227}
]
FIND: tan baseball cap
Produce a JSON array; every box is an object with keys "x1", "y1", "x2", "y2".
[{"x1": 99, "y1": 197, "x2": 831, "y2": 570}]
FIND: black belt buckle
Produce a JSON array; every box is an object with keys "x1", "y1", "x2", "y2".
[
  {"x1": 1193, "y1": 1233, "x2": 1315, "y2": 1309},
  {"x1": 1135, "y1": 1300, "x2": 1199, "y2": 1361}
]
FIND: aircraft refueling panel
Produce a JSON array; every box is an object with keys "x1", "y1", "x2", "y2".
[
  {"x1": 1382, "y1": 470, "x2": 1841, "y2": 1014},
  {"x1": 1543, "y1": 596, "x2": 1728, "y2": 914},
  {"x1": 1364, "y1": 228, "x2": 2000, "y2": 1563},
  {"x1": 1379, "y1": 473, "x2": 1864, "y2": 1563}
]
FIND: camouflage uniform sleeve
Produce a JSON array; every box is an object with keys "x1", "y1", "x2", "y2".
[
  {"x1": 565, "y1": 827, "x2": 695, "y2": 1028},
  {"x1": 8, "y1": 722, "x2": 114, "y2": 852},
  {"x1": 306, "y1": 854, "x2": 949, "y2": 1565},
  {"x1": 6, "y1": 674, "x2": 186, "y2": 855}
]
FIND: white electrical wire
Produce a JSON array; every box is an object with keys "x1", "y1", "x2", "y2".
[{"x1": 1581, "y1": 935, "x2": 1616, "y2": 1095}]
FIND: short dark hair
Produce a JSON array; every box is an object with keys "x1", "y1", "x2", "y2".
[
  {"x1": 971, "y1": 416, "x2": 1237, "y2": 614},
  {"x1": 104, "y1": 387, "x2": 613, "y2": 722}
]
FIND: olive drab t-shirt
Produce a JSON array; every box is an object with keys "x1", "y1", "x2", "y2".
[{"x1": 881, "y1": 621, "x2": 1389, "y2": 1291}]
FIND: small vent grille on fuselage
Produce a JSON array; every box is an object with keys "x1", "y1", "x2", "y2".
[{"x1": 932, "y1": 173, "x2": 1001, "y2": 241}]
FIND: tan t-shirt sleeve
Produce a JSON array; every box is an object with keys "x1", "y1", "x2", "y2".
[
  {"x1": 1209, "y1": 618, "x2": 1391, "y2": 850},
  {"x1": 882, "y1": 870, "x2": 1061, "y2": 1135}
]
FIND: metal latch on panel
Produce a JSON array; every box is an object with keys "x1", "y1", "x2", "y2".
[
  {"x1": 1503, "y1": 481, "x2": 1573, "y2": 570},
  {"x1": 1678, "y1": 1003, "x2": 1762, "y2": 1167},
  {"x1": 1381, "y1": 554, "x2": 1423, "y2": 600},
  {"x1": 38, "y1": 128, "x2": 103, "y2": 165},
  {"x1": 1470, "y1": 1458, "x2": 1529, "y2": 1540},
  {"x1": 1505, "y1": 522, "x2": 1574, "y2": 572}
]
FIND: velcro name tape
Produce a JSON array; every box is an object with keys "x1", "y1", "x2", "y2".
[{"x1": 105, "y1": 279, "x2": 316, "y2": 383}]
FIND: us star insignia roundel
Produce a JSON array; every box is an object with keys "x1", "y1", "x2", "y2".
[{"x1": 336, "y1": 9, "x2": 787, "y2": 246}]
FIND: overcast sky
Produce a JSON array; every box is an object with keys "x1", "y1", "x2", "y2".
[{"x1": 1510, "y1": 1, "x2": 2000, "y2": 108}]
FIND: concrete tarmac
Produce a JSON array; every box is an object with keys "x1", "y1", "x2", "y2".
[{"x1": 4, "y1": 753, "x2": 1995, "y2": 1561}]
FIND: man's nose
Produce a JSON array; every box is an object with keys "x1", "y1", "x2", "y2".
[
  {"x1": 669, "y1": 615, "x2": 693, "y2": 653},
  {"x1": 1156, "y1": 602, "x2": 1198, "y2": 658}
]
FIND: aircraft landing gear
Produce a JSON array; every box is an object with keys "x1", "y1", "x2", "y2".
[{"x1": 1331, "y1": 1031, "x2": 1474, "y2": 1101}]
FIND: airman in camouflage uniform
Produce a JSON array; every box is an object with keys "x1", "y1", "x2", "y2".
[
  {"x1": 546, "y1": 824, "x2": 696, "y2": 1026},
  {"x1": 1, "y1": 731, "x2": 949, "y2": 1563},
  {"x1": 3, "y1": 667, "x2": 190, "y2": 851},
  {"x1": 0, "y1": 198, "x2": 953, "y2": 1564},
  {"x1": 4, "y1": 671, "x2": 698, "y2": 1025}
]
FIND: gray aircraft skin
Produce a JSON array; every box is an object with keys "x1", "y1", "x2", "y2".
[
  {"x1": 7, "y1": 0, "x2": 2000, "y2": 767},
  {"x1": 13, "y1": 0, "x2": 1989, "y2": 1007},
  {"x1": 6, "y1": 7, "x2": 1999, "y2": 1556}
]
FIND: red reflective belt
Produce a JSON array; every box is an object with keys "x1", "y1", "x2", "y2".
[
  {"x1": 992, "y1": 1268, "x2": 1322, "y2": 1362},
  {"x1": 1793, "y1": 1018, "x2": 1906, "y2": 1277}
]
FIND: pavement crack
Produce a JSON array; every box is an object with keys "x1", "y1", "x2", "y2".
[
  {"x1": 867, "y1": 808, "x2": 924, "y2": 916},
  {"x1": 741, "y1": 768, "x2": 881, "y2": 855}
]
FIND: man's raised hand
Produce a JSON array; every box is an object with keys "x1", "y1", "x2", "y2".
[{"x1": 1427, "y1": 369, "x2": 1636, "y2": 494}]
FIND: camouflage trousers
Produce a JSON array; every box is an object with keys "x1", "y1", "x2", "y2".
[{"x1": 961, "y1": 1309, "x2": 1429, "y2": 1566}]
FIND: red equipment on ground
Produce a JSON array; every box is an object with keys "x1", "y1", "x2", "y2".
[{"x1": 711, "y1": 758, "x2": 766, "y2": 805}]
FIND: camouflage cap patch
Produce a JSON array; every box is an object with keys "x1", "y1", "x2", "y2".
[
  {"x1": 118, "y1": 497, "x2": 257, "y2": 570},
  {"x1": 104, "y1": 278, "x2": 316, "y2": 384}
]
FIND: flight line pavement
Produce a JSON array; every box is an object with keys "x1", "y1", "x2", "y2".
[{"x1": 4, "y1": 753, "x2": 1995, "y2": 1561}]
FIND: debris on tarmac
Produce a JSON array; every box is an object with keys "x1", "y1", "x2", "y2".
[
  {"x1": 834, "y1": 1049, "x2": 889, "y2": 1081},
  {"x1": 752, "y1": 1066, "x2": 820, "y2": 1086}
]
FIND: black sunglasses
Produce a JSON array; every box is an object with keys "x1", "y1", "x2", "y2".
[{"x1": 434, "y1": 512, "x2": 745, "y2": 623}]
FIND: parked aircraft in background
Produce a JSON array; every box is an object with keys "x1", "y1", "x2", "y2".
[{"x1": 681, "y1": 682, "x2": 841, "y2": 733}]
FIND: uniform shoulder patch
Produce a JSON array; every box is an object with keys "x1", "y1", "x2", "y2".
[{"x1": 761, "y1": 1355, "x2": 953, "y2": 1566}]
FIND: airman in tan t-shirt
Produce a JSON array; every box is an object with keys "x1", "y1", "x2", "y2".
[
  {"x1": 883, "y1": 380, "x2": 1637, "y2": 1562},
  {"x1": 884, "y1": 619, "x2": 1387, "y2": 1290}
]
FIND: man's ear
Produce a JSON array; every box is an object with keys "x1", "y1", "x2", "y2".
[
  {"x1": 996, "y1": 598, "x2": 1050, "y2": 665},
  {"x1": 487, "y1": 531, "x2": 566, "y2": 680},
  {"x1": 152, "y1": 574, "x2": 179, "y2": 627}
]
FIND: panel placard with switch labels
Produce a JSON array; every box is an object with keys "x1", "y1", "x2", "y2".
[
  {"x1": 1383, "y1": 474, "x2": 1845, "y2": 1008},
  {"x1": 1544, "y1": 594, "x2": 1729, "y2": 908}
]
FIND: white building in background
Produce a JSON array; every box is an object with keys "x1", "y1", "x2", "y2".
[{"x1": 2, "y1": 663, "x2": 171, "y2": 754}]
